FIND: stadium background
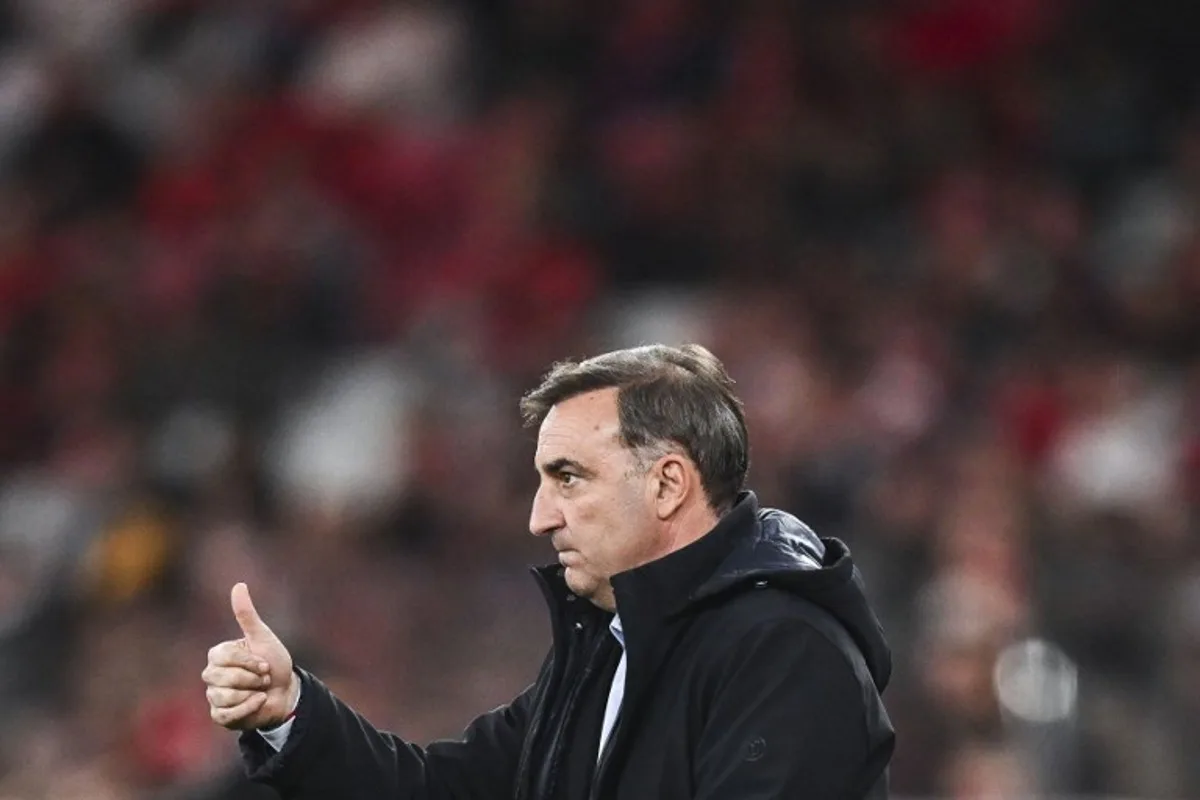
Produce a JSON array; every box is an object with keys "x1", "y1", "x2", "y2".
[{"x1": 0, "y1": 0, "x2": 1198, "y2": 797}]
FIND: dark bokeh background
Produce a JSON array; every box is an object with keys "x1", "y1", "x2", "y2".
[{"x1": 0, "y1": 1, "x2": 1198, "y2": 798}]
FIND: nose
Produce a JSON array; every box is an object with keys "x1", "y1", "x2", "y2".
[{"x1": 529, "y1": 484, "x2": 564, "y2": 537}]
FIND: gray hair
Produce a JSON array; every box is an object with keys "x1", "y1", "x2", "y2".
[{"x1": 520, "y1": 344, "x2": 750, "y2": 513}]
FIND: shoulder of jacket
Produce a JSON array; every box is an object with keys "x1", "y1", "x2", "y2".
[
  {"x1": 691, "y1": 585, "x2": 861, "y2": 669},
  {"x1": 695, "y1": 577, "x2": 815, "y2": 621}
]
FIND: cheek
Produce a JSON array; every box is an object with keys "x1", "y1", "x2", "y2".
[
  {"x1": 565, "y1": 497, "x2": 618, "y2": 565},
  {"x1": 593, "y1": 490, "x2": 656, "y2": 568},
  {"x1": 567, "y1": 499, "x2": 605, "y2": 552}
]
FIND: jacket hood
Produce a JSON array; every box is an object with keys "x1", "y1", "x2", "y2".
[{"x1": 693, "y1": 495, "x2": 893, "y2": 691}]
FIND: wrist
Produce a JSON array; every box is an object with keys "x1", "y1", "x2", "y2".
[
  {"x1": 260, "y1": 708, "x2": 296, "y2": 732},
  {"x1": 259, "y1": 671, "x2": 301, "y2": 731}
]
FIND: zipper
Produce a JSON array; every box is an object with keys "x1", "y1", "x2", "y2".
[
  {"x1": 517, "y1": 570, "x2": 572, "y2": 800},
  {"x1": 543, "y1": 622, "x2": 608, "y2": 797}
]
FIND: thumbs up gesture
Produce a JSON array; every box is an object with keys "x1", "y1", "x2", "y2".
[{"x1": 202, "y1": 583, "x2": 299, "y2": 730}]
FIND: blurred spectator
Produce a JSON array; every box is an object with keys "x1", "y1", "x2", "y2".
[{"x1": 0, "y1": 1, "x2": 1199, "y2": 798}]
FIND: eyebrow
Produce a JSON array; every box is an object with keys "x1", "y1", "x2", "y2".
[{"x1": 538, "y1": 457, "x2": 594, "y2": 479}]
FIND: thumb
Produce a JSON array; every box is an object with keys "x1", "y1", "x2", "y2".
[{"x1": 231, "y1": 582, "x2": 273, "y2": 642}]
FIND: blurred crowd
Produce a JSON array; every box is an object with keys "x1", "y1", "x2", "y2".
[{"x1": 0, "y1": 0, "x2": 1198, "y2": 798}]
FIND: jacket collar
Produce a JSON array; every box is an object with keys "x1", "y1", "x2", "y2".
[
  {"x1": 530, "y1": 491, "x2": 762, "y2": 628},
  {"x1": 610, "y1": 491, "x2": 761, "y2": 624}
]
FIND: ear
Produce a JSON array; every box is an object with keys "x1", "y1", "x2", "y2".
[{"x1": 651, "y1": 453, "x2": 692, "y2": 520}]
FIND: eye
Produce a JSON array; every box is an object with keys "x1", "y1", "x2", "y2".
[{"x1": 559, "y1": 472, "x2": 579, "y2": 488}]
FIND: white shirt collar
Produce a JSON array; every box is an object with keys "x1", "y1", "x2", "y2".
[{"x1": 609, "y1": 613, "x2": 625, "y2": 649}]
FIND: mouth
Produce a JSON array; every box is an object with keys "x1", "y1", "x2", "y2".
[{"x1": 557, "y1": 550, "x2": 582, "y2": 566}]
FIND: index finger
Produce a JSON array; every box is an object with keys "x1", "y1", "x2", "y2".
[{"x1": 207, "y1": 640, "x2": 270, "y2": 673}]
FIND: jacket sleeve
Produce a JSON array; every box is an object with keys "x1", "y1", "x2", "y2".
[
  {"x1": 238, "y1": 666, "x2": 536, "y2": 800},
  {"x1": 692, "y1": 620, "x2": 891, "y2": 799}
]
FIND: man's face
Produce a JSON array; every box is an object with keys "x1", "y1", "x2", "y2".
[{"x1": 530, "y1": 388, "x2": 663, "y2": 611}]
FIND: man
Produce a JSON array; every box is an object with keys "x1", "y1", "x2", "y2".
[{"x1": 203, "y1": 344, "x2": 895, "y2": 798}]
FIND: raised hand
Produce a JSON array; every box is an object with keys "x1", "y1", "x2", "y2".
[{"x1": 203, "y1": 582, "x2": 299, "y2": 730}]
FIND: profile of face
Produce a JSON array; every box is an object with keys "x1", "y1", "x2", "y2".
[{"x1": 530, "y1": 388, "x2": 690, "y2": 611}]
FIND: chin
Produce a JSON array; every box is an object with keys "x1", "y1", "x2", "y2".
[
  {"x1": 563, "y1": 568, "x2": 593, "y2": 597},
  {"x1": 565, "y1": 570, "x2": 616, "y2": 611}
]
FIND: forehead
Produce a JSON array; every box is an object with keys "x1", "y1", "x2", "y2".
[{"x1": 535, "y1": 388, "x2": 623, "y2": 459}]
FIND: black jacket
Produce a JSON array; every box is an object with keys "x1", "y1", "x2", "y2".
[{"x1": 240, "y1": 492, "x2": 895, "y2": 798}]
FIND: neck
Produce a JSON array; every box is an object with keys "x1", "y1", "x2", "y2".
[{"x1": 660, "y1": 500, "x2": 721, "y2": 556}]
